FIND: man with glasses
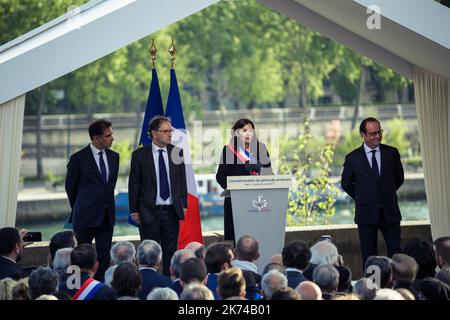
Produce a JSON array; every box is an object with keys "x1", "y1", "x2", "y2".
[
  {"x1": 341, "y1": 117, "x2": 404, "y2": 269},
  {"x1": 128, "y1": 116, "x2": 187, "y2": 276}
]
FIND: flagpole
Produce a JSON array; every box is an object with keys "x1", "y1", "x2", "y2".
[
  {"x1": 150, "y1": 39, "x2": 157, "y2": 69},
  {"x1": 169, "y1": 38, "x2": 176, "y2": 69}
]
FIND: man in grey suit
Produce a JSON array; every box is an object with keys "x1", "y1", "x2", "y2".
[
  {"x1": 341, "y1": 117, "x2": 404, "y2": 267},
  {"x1": 128, "y1": 116, "x2": 187, "y2": 276}
]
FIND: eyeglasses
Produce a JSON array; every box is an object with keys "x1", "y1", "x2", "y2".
[
  {"x1": 366, "y1": 129, "x2": 383, "y2": 137},
  {"x1": 156, "y1": 129, "x2": 174, "y2": 134}
]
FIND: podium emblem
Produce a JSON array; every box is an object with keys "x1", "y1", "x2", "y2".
[{"x1": 252, "y1": 194, "x2": 269, "y2": 212}]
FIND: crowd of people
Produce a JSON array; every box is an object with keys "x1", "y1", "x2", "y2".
[{"x1": 1, "y1": 227, "x2": 450, "y2": 301}]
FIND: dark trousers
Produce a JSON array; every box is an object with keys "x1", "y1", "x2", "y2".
[
  {"x1": 74, "y1": 208, "x2": 113, "y2": 282},
  {"x1": 224, "y1": 197, "x2": 235, "y2": 244},
  {"x1": 358, "y1": 208, "x2": 401, "y2": 269},
  {"x1": 139, "y1": 206, "x2": 179, "y2": 276}
]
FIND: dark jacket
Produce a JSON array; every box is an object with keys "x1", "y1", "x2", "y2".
[
  {"x1": 286, "y1": 270, "x2": 307, "y2": 289},
  {"x1": 138, "y1": 268, "x2": 172, "y2": 300},
  {"x1": 341, "y1": 144, "x2": 404, "y2": 225},
  {"x1": 216, "y1": 139, "x2": 272, "y2": 190},
  {"x1": 128, "y1": 144, "x2": 187, "y2": 224},
  {"x1": 65, "y1": 145, "x2": 119, "y2": 228},
  {"x1": 0, "y1": 256, "x2": 26, "y2": 281},
  {"x1": 59, "y1": 271, "x2": 115, "y2": 300}
]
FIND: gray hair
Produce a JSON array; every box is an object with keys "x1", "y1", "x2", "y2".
[
  {"x1": 373, "y1": 288, "x2": 405, "y2": 300},
  {"x1": 110, "y1": 241, "x2": 136, "y2": 265},
  {"x1": 185, "y1": 242, "x2": 206, "y2": 260},
  {"x1": 309, "y1": 241, "x2": 339, "y2": 266},
  {"x1": 180, "y1": 283, "x2": 214, "y2": 300},
  {"x1": 28, "y1": 267, "x2": 59, "y2": 300},
  {"x1": 104, "y1": 265, "x2": 117, "y2": 287},
  {"x1": 353, "y1": 277, "x2": 377, "y2": 300},
  {"x1": 261, "y1": 270, "x2": 288, "y2": 299},
  {"x1": 171, "y1": 249, "x2": 196, "y2": 278},
  {"x1": 313, "y1": 264, "x2": 339, "y2": 293},
  {"x1": 147, "y1": 287, "x2": 179, "y2": 300},
  {"x1": 52, "y1": 248, "x2": 72, "y2": 279},
  {"x1": 137, "y1": 240, "x2": 162, "y2": 267}
]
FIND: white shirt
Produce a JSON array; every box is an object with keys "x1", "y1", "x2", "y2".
[
  {"x1": 90, "y1": 143, "x2": 109, "y2": 181},
  {"x1": 364, "y1": 143, "x2": 381, "y2": 175},
  {"x1": 152, "y1": 143, "x2": 173, "y2": 205}
]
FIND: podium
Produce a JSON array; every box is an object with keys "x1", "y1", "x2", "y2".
[{"x1": 227, "y1": 175, "x2": 292, "y2": 272}]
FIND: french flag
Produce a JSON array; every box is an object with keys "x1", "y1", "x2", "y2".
[{"x1": 165, "y1": 69, "x2": 204, "y2": 248}]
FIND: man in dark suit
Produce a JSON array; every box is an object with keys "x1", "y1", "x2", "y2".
[
  {"x1": 341, "y1": 117, "x2": 404, "y2": 267},
  {"x1": 136, "y1": 240, "x2": 172, "y2": 300},
  {"x1": 128, "y1": 116, "x2": 187, "y2": 276},
  {"x1": 65, "y1": 119, "x2": 119, "y2": 282},
  {"x1": 282, "y1": 240, "x2": 311, "y2": 289},
  {"x1": 0, "y1": 227, "x2": 27, "y2": 280}
]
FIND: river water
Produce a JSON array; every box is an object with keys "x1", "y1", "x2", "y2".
[{"x1": 18, "y1": 200, "x2": 429, "y2": 241}]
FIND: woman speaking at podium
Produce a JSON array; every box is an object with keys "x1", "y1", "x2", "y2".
[{"x1": 216, "y1": 118, "x2": 272, "y2": 243}]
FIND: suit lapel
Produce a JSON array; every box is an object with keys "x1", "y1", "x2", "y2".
[
  {"x1": 379, "y1": 144, "x2": 387, "y2": 179},
  {"x1": 167, "y1": 144, "x2": 176, "y2": 189},
  {"x1": 359, "y1": 144, "x2": 375, "y2": 178},
  {"x1": 146, "y1": 145, "x2": 157, "y2": 184},
  {"x1": 105, "y1": 149, "x2": 116, "y2": 184},
  {"x1": 86, "y1": 145, "x2": 103, "y2": 183}
]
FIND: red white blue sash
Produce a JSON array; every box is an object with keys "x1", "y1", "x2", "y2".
[{"x1": 72, "y1": 277, "x2": 104, "y2": 300}]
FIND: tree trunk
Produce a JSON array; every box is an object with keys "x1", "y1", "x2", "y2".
[
  {"x1": 351, "y1": 67, "x2": 366, "y2": 130},
  {"x1": 36, "y1": 86, "x2": 46, "y2": 179}
]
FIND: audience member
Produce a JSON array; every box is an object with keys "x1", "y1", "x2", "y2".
[
  {"x1": 282, "y1": 240, "x2": 311, "y2": 289},
  {"x1": 391, "y1": 253, "x2": 421, "y2": 299},
  {"x1": 169, "y1": 249, "x2": 195, "y2": 296},
  {"x1": 111, "y1": 261, "x2": 141, "y2": 300},
  {"x1": 48, "y1": 230, "x2": 77, "y2": 266},
  {"x1": 28, "y1": 267, "x2": 59, "y2": 300},
  {"x1": 137, "y1": 240, "x2": 172, "y2": 300},
  {"x1": 180, "y1": 283, "x2": 214, "y2": 300},
  {"x1": 0, "y1": 227, "x2": 28, "y2": 280},
  {"x1": 184, "y1": 242, "x2": 206, "y2": 260},
  {"x1": 271, "y1": 287, "x2": 301, "y2": 300},
  {"x1": 204, "y1": 242, "x2": 234, "y2": 300},
  {"x1": 217, "y1": 267, "x2": 246, "y2": 299},
  {"x1": 313, "y1": 264, "x2": 339, "y2": 300},
  {"x1": 434, "y1": 236, "x2": 450, "y2": 269},
  {"x1": 261, "y1": 270, "x2": 287, "y2": 300},
  {"x1": 147, "y1": 287, "x2": 179, "y2": 300},
  {"x1": 295, "y1": 281, "x2": 322, "y2": 300}
]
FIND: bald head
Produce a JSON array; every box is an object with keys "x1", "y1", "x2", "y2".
[
  {"x1": 236, "y1": 235, "x2": 259, "y2": 262},
  {"x1": 270, "y1": 254, "x2": 283, "y2": 266},
  {"x1": 295, "y1": 281, "x2": 322, "y2": 300}
]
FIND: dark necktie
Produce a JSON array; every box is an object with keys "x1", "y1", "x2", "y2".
[
  {"x1": 98, "y1": 151, "x2": 107, "y2": 183},
  {"x1": 371, "y1": 150, "x2": 380, "y2": 178},
  {"x1": 158, "y1": 149, "x2": 170, "y2": 200}
]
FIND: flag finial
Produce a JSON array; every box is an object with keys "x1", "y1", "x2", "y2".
[
  {"x1": 150, "y1": 39, "x2": 157, "y2": 69},
  {"x1": 169, "y1": 38, "x2": 176, "y2": 69}
]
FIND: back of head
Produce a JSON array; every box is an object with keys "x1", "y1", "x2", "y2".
[
  {"x1": 435, "y1": 267, "x2": 450, "y2": 286},
  {"x1": 180, "y1": 283, "x2": 214, "y2": 300},
  {"x1": 333, "y1": 293, "x2": 361, "y2": 300},
  {"x1": 236, "y1": 235, "x2": 259, "y2": 262},
  {"x1": 364, "y1": 256, "x2": 392, "y2": 288},
  {"x1": 180, "y1": 257, "x2": 207, "y2": 285},
  {"x1": 261, "y1": 269, "x2": 288, "y2": 300},
  {"x1": 263, "y1": 262, "x2": 286, "y2": 276},
  {"x1": 295, "y1": 281, "x2": 322, "y2": 300},
  {"x1": 313, "y1": 264, "x2": 339, "y2": 293},
  {"x1": 218, "y1": 267, "x2": 246, "y2": 299},
  {"x1": 147, "y1": 287, "x2": 179, "y2": 300},
  {"x1": 403, "y1": 237, "x2": 437, "y2": 279},
  {"x1": 0, "y1": 277, "x2": 17, "y2": 300},
  {"x1": 337, "y1": 265, "x2": 352, "y2": 293},
  {"x1": 270, "y1": 254, "x2": 283, "y2": 266},
  {"x1": 171, "y1": 249, "x2": 196, "y2": 278},
  {"x1": 184, "y1": 242, "x2": 206, "y2": 260},
  {"x1": 70, "y1": 244, "x2": 97, "y2": 270},
  {"x1": 35, "y1": 294, "x2": 58, "y2": 300},
  {"x1": 137, "y1": 240, "x2": 162, "y2": 267},
  {"x1": 419, "y1": 277, "x2": 450, "y2": 300},
  {"x1": 204, "y1": 242, "x2": 234, "y2": 273},
  {"x1": 391, "y1": 253, "x2": 418, "y2": 284},
  {"x1": 110, "y1": 241, "x2": 136, "y2": 265},
  {"x1": 0, "y1": 227, "x2": 20, "y2": 256},
  {"x1": 309, "y1": 240, "x2": 339, "y2": 266},
  {"x1": 49, "y1": 230, "x2": 76, "y2": 262},
  {"x1": 395, "y1": 288, "x2": 415, "y2": 300},
  {"x1": 11, "y1": 278, "x2": 30, "y2": 300},
  {"x1": 434, "y1": 236, "x2": 450, "y2": 268},
  {"x1": 53, "y1": 248, "x2": 73, "y2": 277},
  {"x1": 373, "y1": 288, "x2": 405, "y2": 300},
  {"x1": 353, "y1": 278, "x2": 377, "y2": 300},
  {"x1": 111, "y1": 261, "x2": 141, "y2": 298},
  {"x1": 271, "y1": 287, "x2": 301, "y2": 300},
  {"x1": 28, "y1": 267, "x2": 59, "y2": 300},
  {"x1": 282, "y1": 240, "x2": 311, "y2": 270}
]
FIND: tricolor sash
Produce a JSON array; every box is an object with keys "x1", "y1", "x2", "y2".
[
  {"x1": 72, "y1": 277, "x2": 104, "y2": 300},
  {"x1": 227, "y1": 145, "x2": 259, "y2": 175}
]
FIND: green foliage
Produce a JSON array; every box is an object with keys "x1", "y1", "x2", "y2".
[
  {"x1": 278, "y1": 119, "x2": 339, "y2": 226},
  {"x1": 111, "y1": 140, "x2": 133, "y2": 172},
  {"x1": 383, "y1": 117, "x2": 410, "y2": 156}
]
